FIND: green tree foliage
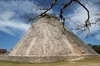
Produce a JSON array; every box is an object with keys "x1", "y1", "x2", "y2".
[
  {"x1": 88, "y1": 44, "x2": 100, "y2": 54},
  {"x1": 0, "y1": 49, "x2": 7, "y2": 54}
]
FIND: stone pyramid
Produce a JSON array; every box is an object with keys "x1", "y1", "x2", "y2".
[{"x1": 8, "y1": 14, "x2": 99, "y2": 63}]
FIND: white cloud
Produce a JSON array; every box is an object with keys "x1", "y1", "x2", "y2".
[
  {"x1": 0, "y1": 28, "x2": 15, "y2": 35},
  {"x1": 0, "y1": 11, "x2": 14, "y2": 20},
  {"x1": 66, "y1": 3, "x2": 100, "y2": 33},
  {"x1": 0, "y1": 0, "x2": 54, "y2": 35},
  {"x1": 64, "y1": 2, "x2": 100, "y2": 41},
  {"x1": 0, "y1": 20, "x2": 30, "y2": 33},
  {"x1": 0, "y1": 1, "x2": 35, "y2": 14},
  {"x1": 33, "y1": 5, "x2": 53, "y2": 15},
  {"x1": 95, "y1": 34, "x2": 100, "y2": 40},
  {"x1": 0, "y1": 11, "x2": 30, "y2": 35}
]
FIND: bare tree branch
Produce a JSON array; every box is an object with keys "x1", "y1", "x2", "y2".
[
  {"x1": 27, "y1": 0, "x2": 98, "y2": 37},
  {"x1": 73, "y1": 0, "x2": 90, "y2": 28},
  {"x1": 40, "y1": 0, "x2": 57, "y2": 16},
  {"x1": 60, "y1": 0, "x2": 72, "y2": 20},
  {"x1": 28, "y1": 0, "x2": 57, "y2": 22},
  {"x1": 60, "y1": 0, "x2": 73, "y2": 33}
]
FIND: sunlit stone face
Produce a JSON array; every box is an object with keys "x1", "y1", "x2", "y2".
[{"x1": 8, "y1": 15, "x2": 99, "y2": 62}]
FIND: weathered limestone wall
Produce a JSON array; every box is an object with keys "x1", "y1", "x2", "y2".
[
  {"x1": 0, "y1": 55, "x2": 99, "y2": 63},
  {"x1": 7, "y1": 15, "x2": 99, "y2": 63}
]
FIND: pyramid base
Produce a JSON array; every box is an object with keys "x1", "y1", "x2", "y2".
[{"x1": 0, "y1": 55, "x2": 99, "y2": 63}]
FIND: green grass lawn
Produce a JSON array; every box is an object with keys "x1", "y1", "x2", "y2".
[{"x1": 0, "y1": 57, "x2": 100, "y2": 66}]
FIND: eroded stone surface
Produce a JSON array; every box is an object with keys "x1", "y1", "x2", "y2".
[{"x1": 7, "y1": 15, "x2": 99, "y2": 62}]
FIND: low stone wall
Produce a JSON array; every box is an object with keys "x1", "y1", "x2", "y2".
[{"x1": 0, "y1": 55, "x2": 99, "y2": 63}]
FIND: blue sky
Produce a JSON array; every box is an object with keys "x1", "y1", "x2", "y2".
[{"x1": 0, "y1": 0, "x2": 100, "y2": 51}]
